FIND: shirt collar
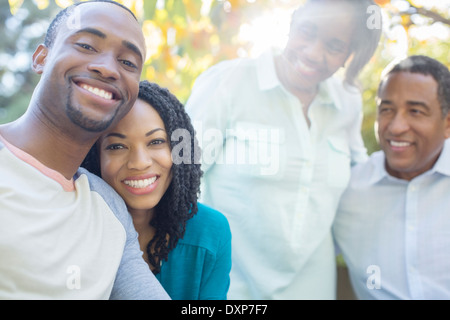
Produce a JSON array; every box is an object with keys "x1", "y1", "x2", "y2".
[
  {"x1": 368, "y1": 138, "x2": 450, "y2": 185},
  {"x1": 432, "y1": 138, "x2": 450, "y2": 176},
  {"x1": 256, "y1": 48, "x2": 282, "y2": 91},
  {"x1": 367, "y1": 151, "x2": 389, "y2": 185},
  {"x1": 256, "y1": 48, "x2": 340, "y2": 109}
]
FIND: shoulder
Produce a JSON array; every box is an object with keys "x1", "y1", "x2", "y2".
[
  {"x1": 75, "y1": 167, "x2": 131, "y2": 227},
  {"x1": 75, "y1": 167, "x2": 120, "y2": 203},
  {"x1": 187, "y1": 203, "x2": 231, "y2": 236},
  {"x1": 180, "y1": 203, "x2": 231, "y2": 251},
  {"x1": 325, "y1": 76, "x2": 362, "y2": 111},
  {"x1": 341, "y1": 151, "x2": 385, "y2": 196},
  {"x1": 353, "y1": 150, "x2": 383, "y2": 172},
  {"x1": 326, "y1": 76, "x2": 361, "y2": 97},
  {"x1": 197, "y1": 202, "x2": 230, "y2": 227}
]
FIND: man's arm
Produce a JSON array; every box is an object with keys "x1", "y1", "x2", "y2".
[
  {"x1": 109, "y1": 211, "x2": 170, "y2": 300},
  {"x1": 78, "y1": 168, "x2": 170, "y2": 300}
]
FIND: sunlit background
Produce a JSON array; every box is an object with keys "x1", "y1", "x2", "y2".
[{"x1": 1, "y1": 0, "x2": 449, "y2": 153}]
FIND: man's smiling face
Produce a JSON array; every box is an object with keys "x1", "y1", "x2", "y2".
[
  {"x1": 33, "y1": 2, "x2": 146, "y2": 133},
  {"x1": 377, "y1": 71, "x2": 450, "y2": 180}
]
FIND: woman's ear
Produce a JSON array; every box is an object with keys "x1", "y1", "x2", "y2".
[{"x1": 32, "y1": 44, "x2": 49, "y2": 74}]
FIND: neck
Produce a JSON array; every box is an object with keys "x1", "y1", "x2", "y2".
[
  {"x1": 129, "y1": 207, "x2": 155, "y2": 231},
  {"x1": 0, "y1": 107, "x2": 99, "y2": 180},
  {"x1": 129, "y1": 207, "x2": 156, "y2": 268}
]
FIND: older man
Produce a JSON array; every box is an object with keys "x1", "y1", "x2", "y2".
[{"x1": 333, "y1": 55, "x2": 450, "y2": 299}]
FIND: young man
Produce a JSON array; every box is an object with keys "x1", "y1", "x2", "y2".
[
  {"x1": 333, "y1": 55, "x2": 450, "y2": 299},
  {"x1": 0, "y1": 1, "x2": 170, "y2": 300}
]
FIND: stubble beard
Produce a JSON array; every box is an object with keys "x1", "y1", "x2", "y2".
[{"x1": 65, "y1": 85, "x2": 121, "y2": 133}]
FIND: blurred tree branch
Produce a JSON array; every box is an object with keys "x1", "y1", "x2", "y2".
[{"x1": 411, "y1": 5, "x2": 450, "y2": 26}]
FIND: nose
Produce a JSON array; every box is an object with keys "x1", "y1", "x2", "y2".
[
  {"x1": 127, "y1": 147, "x2": 152, "y2": 171},
  {"x1": 387, "y1": 112, "x2": 410, "y2": 135},
  {"x1": 87, "y1": 53, "x2": 120, "y2": 80},
  {"x1": 303, "y1": 40, "x2": 325, "y2": 64}
]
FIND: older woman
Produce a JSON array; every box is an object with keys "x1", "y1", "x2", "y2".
[{"x1": 185, "y1": 0, "x2": 382, "y2": 299}]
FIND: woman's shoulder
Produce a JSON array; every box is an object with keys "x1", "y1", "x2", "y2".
[
  {"x1": 197, "y1": 202, "x2": 229, "y2": 224},
  {"x1": 180, "y1": 203, "x2": 231, "y2": 250}
]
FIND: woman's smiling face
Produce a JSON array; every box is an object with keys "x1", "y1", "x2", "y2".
[
  {"x1": 281, "y1": 0, "x2": 355, "y2": 91},
  {"x1": 98, "y1": 98, "x2": 173, "y2": 213}
]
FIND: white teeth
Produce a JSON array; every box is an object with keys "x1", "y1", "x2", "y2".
[
  {"x1": 390, "y1": 141, "x2": 411, "y2": 147},
  {"x1": 124, "y1": 177, "x2": 157, "y2": 189},
  {"x1": 81, "y1": 84, "x2": 113, "y2": 100},
  {"x1": 295, "y1": 60, "x2": 315, "y2": 73}
]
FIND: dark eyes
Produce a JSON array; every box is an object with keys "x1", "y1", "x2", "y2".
[
  {"x1": 105, "y1": 139, "x2": 167, "y2": 151},
  {"x1": 294, "y1": 25, "x2": 315, "y2": 39},
  {"x1": 378, "y1": 106, "x2": 427, "y2": 117},
  {"x1": 326, "y1": 41, "x2": 347, "y2": 54},
  {"x1": 293, "y1": 26, "x2": 348, "y2": 54},
  {"x1": 150, "y1": 139, "x2": 166, "y2": 145},
  {"x1": 120, "y1": 60, "x2": 137, "y2": 69},
  {"x1": 105, "y1": 144, "x2": 124, "y2": 151},
  {"x1": 76, "y1": 43, "x2": 95, "y2": 51},
  {"x1": 75, "y1": 43, "x2": 138, "y2": 70}
]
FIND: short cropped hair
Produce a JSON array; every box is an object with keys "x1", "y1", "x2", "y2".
[
  {"x1": 379, "y1": 55, "x2": 450, "y2": 116},
  {"x1": 44, "y1": 0, "x2": 137, "y2": 48}
]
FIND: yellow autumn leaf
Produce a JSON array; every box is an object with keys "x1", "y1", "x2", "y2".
[
  {"x1": 142, "y1": 20, "x2": 165, "y2": 61},
  {"x1": 8, "y1": 0, "x2": 24, "y2": 15},
  {"x1": 34, "y1": 0, "x2": 49, "y2": 10},
  {"x1": 55, "y1": 0, "x2": 74, "y2": 8},
  {"x1": 144, "y1": 65, "x2": 156, "y2": 81},
  {"x1": 183, "y1": 0, "x2": 201, "y2": 19},
  {"x1": 408, "y1": 0, "x2": 423, "y2": 8},
  {"x1": 227, "y1": 0, "x2": 240, "y2": 9}
]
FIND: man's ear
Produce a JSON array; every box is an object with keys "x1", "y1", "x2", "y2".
[{"x1": 32, "y1": 44, "x2": 49, "y2": 74}]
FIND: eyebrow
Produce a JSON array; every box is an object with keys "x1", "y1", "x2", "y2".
[
  {"x1": 105, "y1": 128, "x2": 165, "y2": 139},
  {"x1": 75, "y1": 27, "x2": 106, "y2": 39},
  {"x1": 74, "y1": 28, "x2": 143, "y2": 62},
  {"x1": 123, "y1": 40, "x2": 143, "y2": 62},
  {"x1": 379, "y1": 99, "x2": 430, "y2": 110},
  {"x1": 146, "y1": 128, "x2": 165, "y2": 136},
  {"x1": 407, "y1": 100, "x2": 430, "y2": 110},
  {"x1": 104, "y1": 132, "x2": 126, "y2": 139}
]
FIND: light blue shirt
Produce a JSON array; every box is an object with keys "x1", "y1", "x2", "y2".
[
  {"x1": 185, "y1": 49, "x2": 367, "y2": 299},
  {"x1": 333, "y1": 139, "x2": 450, "y2": 300},
  {"x1": 156, "y1": 203, "x2": 232, "y2": 300}
]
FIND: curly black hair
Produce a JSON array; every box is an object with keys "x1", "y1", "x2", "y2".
[{"x1": 82, "y1": 80, "x2": 203, "y2": 274}]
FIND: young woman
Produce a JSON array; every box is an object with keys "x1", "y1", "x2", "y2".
[{"x1": 82, "y1": 80, "x2": 232, "y2": 300}]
